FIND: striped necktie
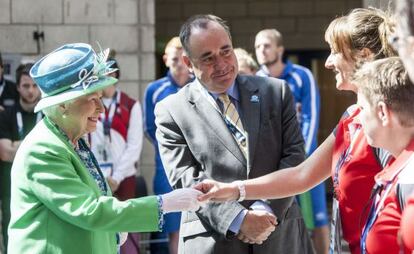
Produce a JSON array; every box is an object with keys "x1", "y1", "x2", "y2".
[{"x1": 218, "y1": 93, "x2": 247, "y2": 157}]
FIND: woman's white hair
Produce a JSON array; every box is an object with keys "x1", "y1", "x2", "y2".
[{"x1": 42, "y1": 99, "x2": 74, "y2": 120}]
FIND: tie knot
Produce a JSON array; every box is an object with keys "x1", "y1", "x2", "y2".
[{"x1": 218, "y1": 93, "x2": 231, "y2": 105}]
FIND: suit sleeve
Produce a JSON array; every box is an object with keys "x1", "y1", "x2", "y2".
[
  {"x1": 299, "y1": 69, "x2": 320, "y2": 156},
  {"x1": 26, "y1": 143, "x2": 161, "y2": 233},
  {"x1": 154, "y1": 102, "x2": 246, "y2": 237},
  {"x1": 279, "y1": 81, "x2": 306, "y2": 170}
]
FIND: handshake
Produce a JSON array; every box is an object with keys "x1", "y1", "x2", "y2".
[
  {"x1": 160, "y1": 179, "x2": 240, "y2": 213},
  {"x1": 161, "y1": 180, "x2": 277, "y2": 245}
]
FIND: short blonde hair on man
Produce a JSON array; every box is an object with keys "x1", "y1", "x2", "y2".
[
  {"x1": 354, "y1": 57, "x2": 414, "y2": 127},
  {"x1": 234, "y1": 48, "x2": 259, "y2": 74},
  {"x1": 255, "y1": 29, "x2": 283, "y2": 47},
  {"x1": 164, "y1": 37, "x2": 182, "y2": 54}
]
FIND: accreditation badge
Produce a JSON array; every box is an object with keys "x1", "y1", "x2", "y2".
[
  {"x1": 99, "y1": 162, "x2": 113, "y2": 178},
  {"x1": 329, "y1": 198, "x2": 343, "y2": 254}
]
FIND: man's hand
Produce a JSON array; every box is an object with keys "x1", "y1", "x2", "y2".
[
  {"x1": 238, "y1": 210, "x2": 277, "y2": 244},
  {"x1": 194, "y1": 179, "x2": 239, "y2": 202},
  {"x1": 107, "y1": 177, "x2": 119, "y2": 192}
]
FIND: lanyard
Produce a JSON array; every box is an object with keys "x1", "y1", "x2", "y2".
[
  {"x1": 329, "y1": 124, "x2": 361, "y2": 253},
  {"x1": 101, "y1": 92, "x2": 119, "y2": 138},
  {"x1": 360, "y1": 146, "x2": 414, "y2": 254},
  {"x1": 16, "y1": 111, "x2": 42, "y2": 139},
  {"x1": 333, "y1": 125, "x2": 362, "y2": 194},
  {"x1": 329, "y1": 199, "x2": 343, "y2": 254}
]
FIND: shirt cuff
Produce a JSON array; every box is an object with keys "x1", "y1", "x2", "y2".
[
  {"x1": 250, "y1": 200, "x2": 274, "y2": 214},
  {"x1": 156, "y1": 195, "x2": 164, "y2": 231},
  {"x1": 228, "y1": 209, "x2": 248, "y2": 234}
]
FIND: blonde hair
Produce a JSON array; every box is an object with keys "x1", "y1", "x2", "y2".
[
  {"x1": 354, "y1": 57, "x2": 414, "y2": 126},
  {"x1": 255, "y1": 29, "x2": 283, "y2": 47},
  {"x1": 325, "y1": 7, "x2": 397, "y2": 62},
  {"x1": 164, "y1": 37, "x2": 182, "y2": 54},
  {"x1": 234, "y1": 48, "x2": 259, "y2": 74}
]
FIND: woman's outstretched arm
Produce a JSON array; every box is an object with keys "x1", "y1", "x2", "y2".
[{"x1": 197, "y1": 133, "x2": 335, "y2": 201}]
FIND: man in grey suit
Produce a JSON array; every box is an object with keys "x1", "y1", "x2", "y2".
[{"x1": 155, "y1": 14, "x2": 314, "y2": 254}]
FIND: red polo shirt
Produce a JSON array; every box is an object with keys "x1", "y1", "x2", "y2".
[
  {"x1": 364, "y1": 140, "x2": 414, "y2": 254},
  {"x1": 401, "y1": 195, "x2": 414, "y2": 251},
  {"x1": 332, "y1": 106, "x2": 384, "y2": 254}
]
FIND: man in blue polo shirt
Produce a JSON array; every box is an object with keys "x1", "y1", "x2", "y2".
[
  {"x1": 143, "y1": 37, "x2": 192, "y2": 254},
  {"x1": 255, "y1": 28, "x2": 328, "y2": 254}
]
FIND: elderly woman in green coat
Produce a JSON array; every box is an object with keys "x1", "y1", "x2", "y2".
[{"x1": 7, "y1": 43, "x2": 203, "y2": 254}]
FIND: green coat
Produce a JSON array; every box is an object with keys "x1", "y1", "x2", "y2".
[{"x1": 8, "y1": 117, "x2": 161, "y2": 254}]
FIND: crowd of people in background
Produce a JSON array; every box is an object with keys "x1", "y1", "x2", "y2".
[{"x1": 1, "y1": 1, "x2": 414, "y2": 254}]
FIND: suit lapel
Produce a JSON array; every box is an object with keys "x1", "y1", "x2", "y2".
[
  {"x1": 237, "y1": 75, "x2": 260, "y2": 173},
  {"x1": 187, "y1": 80, "x2": 246, "y2": 166}
]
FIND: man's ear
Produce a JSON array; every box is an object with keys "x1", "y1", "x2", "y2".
[
  {"x1": 182, "y1": 54, "x2": 194, "y2": 73},
  {"x1": 162, "y1": 54, "x2": 168, "y2": 67},
  {"x1": 278, "y1": 46, "x2": 285, "y2": 57},
  {"x1": 377, "y1": 101, "x2": 390, "y2": 127}
]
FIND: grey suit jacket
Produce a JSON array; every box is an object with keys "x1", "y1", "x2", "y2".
[{"x1": 155, "y1": 75, "x2": 314, "y2": 254}]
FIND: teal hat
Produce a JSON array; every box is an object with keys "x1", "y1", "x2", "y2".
[{"x1": 30, "y1": 43, "x2": 117, "y2": 113}]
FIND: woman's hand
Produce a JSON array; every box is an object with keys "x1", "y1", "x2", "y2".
[
  {"x1": 161, "y1": 188, "x2": 205, "y2": 213},
  {"x1": 194, "y1": 179, "x2": 240, "y2": 202}
]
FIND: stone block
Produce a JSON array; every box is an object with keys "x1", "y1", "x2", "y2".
[
  {"x1": 42, "y1": 25, "x2": 89, "y2": 53},
  {"x1": 0, "y1": 25, "x2": 38, "y2": 53},
  {"x1": 263, "y1": 18, "x2": 296, "y2": 34},
  {"x1": 183, "y1": 3, "x2": 214, "y2": 18},
  {"x1": 141, "y1": 25, "x2": 155, "y2": 53},
  {"x1": 248, "y1": 2, "x2": 280, "y2": 16},
  {"x1": 215, "y1": 3, "x2": 247, "y2": 18},
  {"x1": 140, "y1": 53, "x2": 155, "y2": 80},
  {"x1": 348, "y1": 0, "x2": 363, "y2": 9},
  {"x1": 64, "y1": 0, "x2": 114, "y2": 24},
  {"x1": 298, "y1": 17, "x2": 330, "y2": 32},
  {"x1": 116, "y1": 54, "x2": 140, "y2": 81},
  {"x1": 12, "y1": 0, "x2": 63, "y2": 24},
  {"x1": 160, "y1": 20, "x2": 183, "y2": 38},
  {"x1": 232, "y1": 35, "x2": 256, "y2": 53},
  {"x1": 230, "y1": 19, "x2": 262, "y2": 35},
  {"x1": 284, "y1": 33, "x2": 328, "y2": 50},
  {"x1": 140, "y1": 0, "x2": 155, "y2": 25},
  {"x1": 115, "y1": 0, "x2": 138, "y2": 24},
  {"x1": 281, "y1": 1, "x2": 312, "y2": 16},
  {"x1": 314, "y1": 1, "x2": 346, "y2": 15},
  {"x1": 156, "y1": 3, "x2": 182, "y2": 19},
  {"x1": 0, "y1": 0, "x2": 10, "y2": 24},
  {"x1": 90, "y1": 25, "x2": 138, "y2": 52}
]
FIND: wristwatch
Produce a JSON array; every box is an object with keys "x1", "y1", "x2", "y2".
[{"x1": 234, "y1": 180, "x2": 246, "y2": 202}]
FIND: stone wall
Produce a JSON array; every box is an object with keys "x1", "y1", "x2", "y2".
[
  {"x1": 156, "y1": 0, "x2": 363, "y2": 53},
  {"x1": 0, "y1": 0, "x2": 156, "y2": 192}
]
